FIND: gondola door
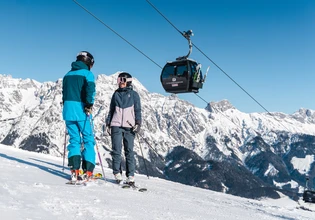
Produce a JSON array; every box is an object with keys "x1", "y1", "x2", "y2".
[{"x1": 160, "y1": 60, "x2": 190, "y2": 93}]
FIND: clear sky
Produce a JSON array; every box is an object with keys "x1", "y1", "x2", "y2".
[{"x1": 1, "y1": 0, "x2": 314, "y2": 114}]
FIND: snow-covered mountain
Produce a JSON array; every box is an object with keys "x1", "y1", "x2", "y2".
[
  {"x1": 2, "y1": 144, "x2": 315, "y2": 220},
  {"x1": 1, "y1": 73, "x2": 315, "y2": 200}
]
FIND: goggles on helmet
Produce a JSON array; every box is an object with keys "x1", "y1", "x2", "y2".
[
  {"x1": 77, "y1": 51, "x2": 94, "y2": 64},
  {"x1": 117, "y1": 77, "x2": 132, "y2": 84}
]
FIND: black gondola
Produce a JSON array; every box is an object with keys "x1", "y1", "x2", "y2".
[
  {"x1": 303, "y1": 176, "x2": 315, "y2": 203},
  {"x1": 160, "y1": 30, "x2": 207, "y2": 94},
  {"x1": 303, "y1": 190, "x2": 315, "y2": 203}
]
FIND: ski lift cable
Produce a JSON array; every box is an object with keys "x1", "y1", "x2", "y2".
[
  {"x1": 71, "y1": 0, "x2": 249, "y2": 131},
  {"x1": 145, "y1": 0, "x2": 270, "y2": 113},
  {"x1": 72, "y1": 0, "x2": 290, "y2": 133},
  {"x1": 145, "y1": 0, "x2": 291, "y2": 132},
  {"x1": 72, "y1": 0, "x2": 164, "y2": 70},
  {"x1": 146, "y1": 0, "x2": 271, "y2": 111}
]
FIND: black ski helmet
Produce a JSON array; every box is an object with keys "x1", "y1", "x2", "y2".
[
  {"x1": 118, "y1": 72, "x2": 132, "y2": 87},
  {"x1": 76, "y1": 51, "x2": 94, "y2": 68}
]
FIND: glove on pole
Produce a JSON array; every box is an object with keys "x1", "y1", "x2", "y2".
[
  {"x1": 84, "y1": 104, "x2": 93, "y2": 115},
  {"x1": 132, "y1": 124, "x2": 140, "y2": 133}
]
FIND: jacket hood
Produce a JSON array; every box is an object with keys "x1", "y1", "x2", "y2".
[{"x1": 71, "y1": 61, "x2": 89, "y2": 71}]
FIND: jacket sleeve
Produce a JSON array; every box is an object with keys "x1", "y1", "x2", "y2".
[
  {"x1": 133, "y1": 91, "x2": 142, "y2": 125},
  {"x1": 85, "y1": 71, "x2": 95, "y2": 105},
  {"x1": 106, "y1": 92, "x2": 116, "y2": 125}
]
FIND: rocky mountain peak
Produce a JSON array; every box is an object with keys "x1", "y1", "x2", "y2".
[
  {"x1": 208, "y1": 99, "x2": 235, "y2": 112},
  {"x1": 292, "y1": 108, "x2": 315, "y2": 123},
  {"x1": 0, "y1": 74, "x2": 41, "y2": 89}
]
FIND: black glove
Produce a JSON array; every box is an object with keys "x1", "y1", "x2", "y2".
[
  {"x1": 84, "y1": 104, "x2": 93, "y2": 115},
  {"x1": 132, "y1": 124, "x2": 140, "y2": 134}
]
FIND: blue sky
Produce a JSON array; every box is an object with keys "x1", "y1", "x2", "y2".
[{"x1": 1, "y1": 0, "x2": 314, "y2": 114}]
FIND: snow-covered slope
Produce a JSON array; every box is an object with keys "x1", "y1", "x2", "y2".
[{"x1": 0, "y1": 144, "x2": 314, "y2": 220}]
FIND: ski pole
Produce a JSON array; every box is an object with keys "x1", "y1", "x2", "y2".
[
  {"x1": 62, "y1": 127, "x2": 67, "y2": 172},
  {"x1": 126, "y1": 121, "x2": 165, "y2": 162},
  {"x1": 136, "y1": 134, "x2": 149, "y2": 179},
  {"x1": 137, "y1": 132, "x2": 165, "y2": 161},
  {"x1": 89, "y1": 114, "x2": 106, "y2": 182},
  {"x1": 126, "y1": 121, "x2": 150, "y2": 178}
]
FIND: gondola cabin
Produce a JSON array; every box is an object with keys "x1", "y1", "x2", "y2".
[
  {"x1": 302, "y1": 176, "x2": 315, "y2": 203},
  {"x1": 303, "y1": 190, "x2": 315, "y2": 203},
  {"x1": 160, "y1": 58, "x2": 203, "y2": 94}
]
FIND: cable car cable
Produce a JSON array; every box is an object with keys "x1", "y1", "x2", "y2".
[
  {"x1": 72, "y1": 0, "x2": 289, "y2": 132},
  {"x1": 145, "y1": 0, "x2": 270, "y2": 114},
  {"x1": 72, "y1": 0, "x2": 164, "y2": 70},
  {"x1": 71, "y1": 0, "x2": 247, "y2": 132},
  {"x1": 72, "y1": 0, "x2": 182, "y2": 94},
  {"x1": 145, "y1": 0, "x2": 290, "y2": 131},
  {"x1": 71, "y1": 1, "x2": 239, "y2": 125}
]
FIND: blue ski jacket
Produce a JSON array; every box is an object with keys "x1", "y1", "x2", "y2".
[
  {"x1": 106, "y1": 87, "x2": 141, "y2": 127},
  {"x1": 62, "y1": 61, "x2": 95, "y2": 121}
]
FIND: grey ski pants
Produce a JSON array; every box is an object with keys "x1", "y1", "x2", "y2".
[{"x1": 111, "y1": 126, "x2": 135, "y2": 177}]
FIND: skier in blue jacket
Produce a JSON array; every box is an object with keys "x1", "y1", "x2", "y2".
[
  {"x1": 106, "y1": 72, "x2": 142, "y2": 184},
  {"x1": 62, "y1": 51, "x2": 96, "y2": 181}
]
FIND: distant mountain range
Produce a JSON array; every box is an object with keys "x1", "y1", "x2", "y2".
[{"x1": 1, "y1": 73, "x2": 315, "y2": 200}]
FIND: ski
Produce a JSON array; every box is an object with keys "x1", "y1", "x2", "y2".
[
  {"x1": 66, "y1": 178, "x2": 102, "y2": 186},
  {"x1": 116, "y1": 179, "x2": 123, "y2": 184},
  {"x1": 66, "y1": 180, "x2": 88, "y2": 185},
  {"x1": 121, "y1": 182, "x2": 147, "y2": 192},
  {"x1": 65, "y1": 172, "x2": 103, "y2": 186}
]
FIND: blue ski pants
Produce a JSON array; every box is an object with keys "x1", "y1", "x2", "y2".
[{"x1": 66, "y1": 118, "x2": 96, "y2": 170}]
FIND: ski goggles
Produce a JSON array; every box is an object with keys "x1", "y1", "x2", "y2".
[{"x1": 117, "y1": 77, "x2": 132, "y2": 84}]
